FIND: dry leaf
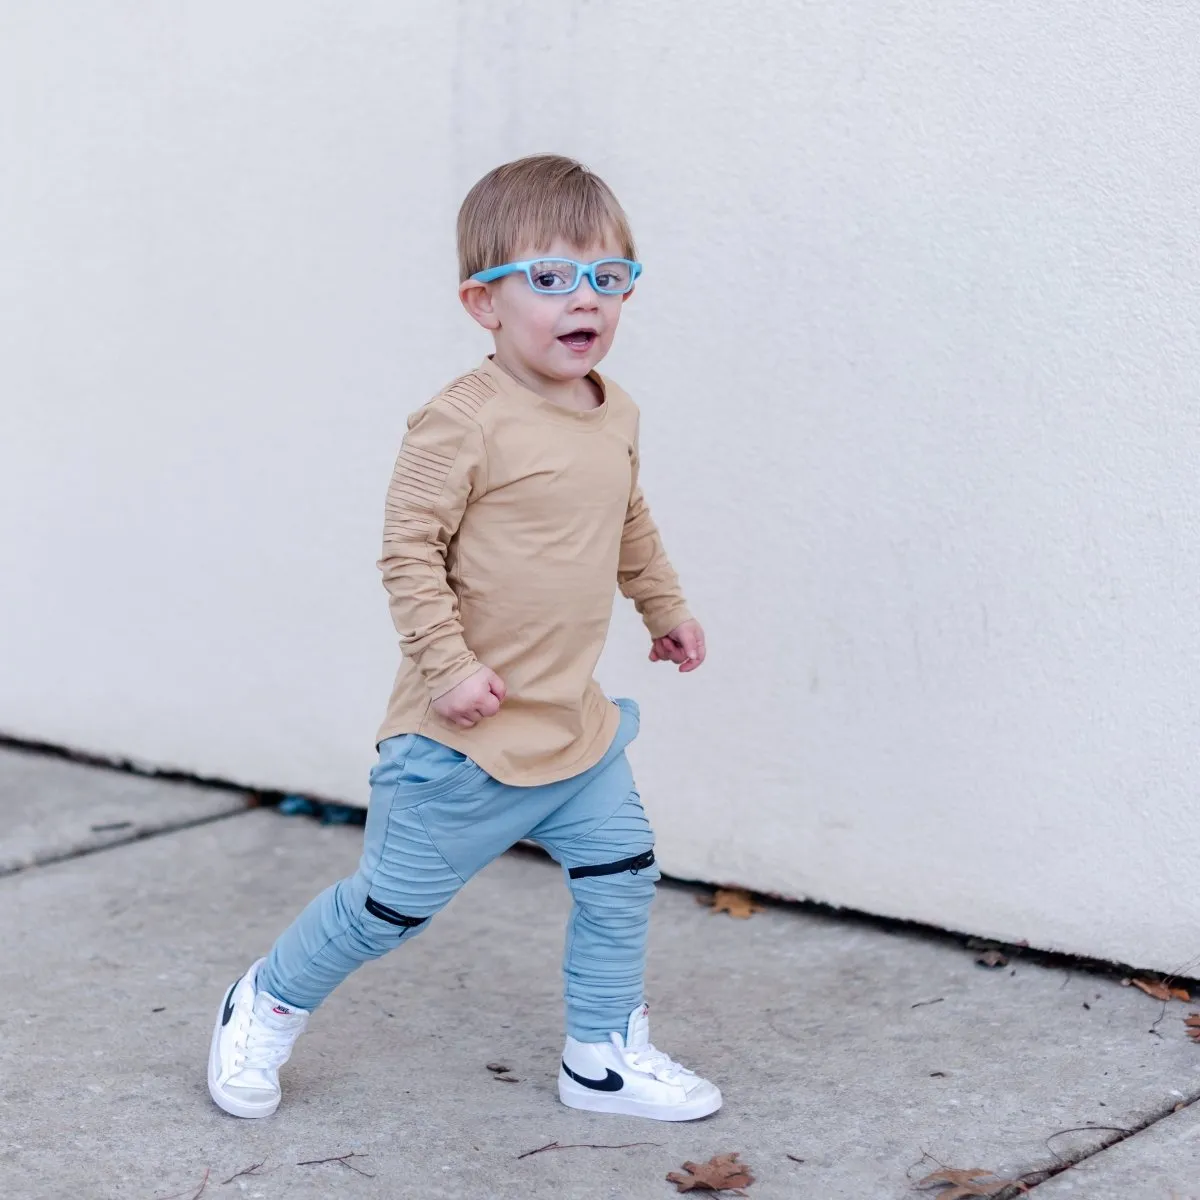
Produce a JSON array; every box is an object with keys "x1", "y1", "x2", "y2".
[
  {"x1": 1185, "y1": 1013, "x2": 1200, "y2": 1043},
  {"x1": 485, "y1": 1062, "x2": 511, "y2": 1073},
  {"x1": 667, "y1": 1152, "x2": 755, "y2": 1192},
  {"x1": 699, "y1": 889, "x2": 763, "y2": 920},
  {"x1": 975, "y1": 950, "x2": 1008, "y2": 969},
  {"x1": 916, "y1": 1167, "x2": 1018, "y2": 1198},
  {"x1": 1131, "y1": 978, "x2": 1191, "y2": 1003},
  {"x1": 494, "y1": 1074, "x2": 520, "y2": 1083}
]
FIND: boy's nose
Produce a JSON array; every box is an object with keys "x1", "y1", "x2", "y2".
[{"x1": 569, "y1": 276, "x2": 600, "y2": 308}]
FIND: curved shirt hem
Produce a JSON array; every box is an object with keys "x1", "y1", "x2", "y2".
[{"x1": 375, "y1": 699, "x2": 625, "y2": 789}]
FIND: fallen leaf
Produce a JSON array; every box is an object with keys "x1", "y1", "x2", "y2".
[
  {"x1": 667, "y1": 1152, "x2": 755, "y2": 1192},
  {"x1": 916, "y1": 1167, "x2": 1018, "y2": 1198},
  {"x1": 494, "y1": 1074, "x2": 520, "y2": 1083},
  {"x1": 1185, "y1": 1013, "x2": 1200, "y2": 1043},
  {"x1": 975, "y1": 950, "x2": 1008, "y2": 969},
  {"x1": 1131, "y1": 978, "x2": 1191, "y2": 1003},
  {"x1": 485, "y1": 1062, "x2": 511, "y2": 1073},
  {"x1": 699, "y1": 889, "x2": 763, "y2": 920}
]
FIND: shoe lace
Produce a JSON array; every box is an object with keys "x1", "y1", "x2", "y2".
[
  {"x1": 620, "y1": 1039, "x2": 694, "y2": 1084},
  {"x1": 235, "y1": 1014, "x2": 299, "y2": 1073}
]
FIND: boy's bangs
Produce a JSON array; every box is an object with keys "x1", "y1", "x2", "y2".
[{"x1": 505, "y1": 183, "x2": 634, "y2": 264}]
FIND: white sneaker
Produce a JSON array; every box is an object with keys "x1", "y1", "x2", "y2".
[
  {"x1": 558, "y1": 1004, "x2": 722, "y2": 1121},
  {"x1": 207, "y1": 958, "x2": 309, "y2": 1118}
]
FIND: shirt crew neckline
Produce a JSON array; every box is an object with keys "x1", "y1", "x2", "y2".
[{"x1": 479, "y1": 356, "x2": 611, "y2": 430}]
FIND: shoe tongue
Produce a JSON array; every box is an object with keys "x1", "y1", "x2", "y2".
[
  {"x1": 253, "y1": 991, "x2": 306, "y2": 1030},
  {"x1": 624, "y1": 1003, "x2": 650, "y2": 1051}
]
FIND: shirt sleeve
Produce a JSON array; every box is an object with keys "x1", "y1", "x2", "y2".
[
  {"x1": 618, "y1": 429, "x2": 692, "y2": 639},
  {"x1": 377, "y1": 399, "x2": 488, "y2": 698}
]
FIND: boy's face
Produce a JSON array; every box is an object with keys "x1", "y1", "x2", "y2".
[{"x1": 460, "y1": 236, "x2": 632, "y2": 387}]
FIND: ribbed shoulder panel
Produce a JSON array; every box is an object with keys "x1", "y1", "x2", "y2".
[{"x1": 436, "y1": 369, "x2": 499, "y2": 421}]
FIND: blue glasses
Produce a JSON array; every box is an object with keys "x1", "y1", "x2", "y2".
[{"x1": 472, "y1": 257, "x2": 642, "y2": 295}]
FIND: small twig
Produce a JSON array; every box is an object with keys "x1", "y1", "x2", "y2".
[
  {"x1": 296, "y1": 1153, "x2": 375, "y2": 1178},
  {"x1": 219, "y1": 1162, "x2": 265, "y2": 1185},
  {"x1": 157, "y1": 1169, "x2": 211, "y2": 1200},
  {"x1": 766, "y1": 1017, "x2": 804, "y2": 1043},
  {"x1": 1150, "y1": 998, "x2": 1170, "y2": 1033},
  {"x1": 786, "y1": 1154, "x2": 806, "y2": 1163},
  {"x1": 906, "y1": 1150, "x2": 947, "y2": 1180},
  {"x1": 516, "y1": 1140, "x2": 662, "y2": 1160},
  {"x1": 911, "y1": 997, "x2": 945, "y2": 1009},
  {"x1": 1044, "y1": 1125, "x2": 1131, "y2": 1161}
]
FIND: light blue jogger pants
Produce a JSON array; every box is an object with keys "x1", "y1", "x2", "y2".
[{"x1": 257, "y1": 700, "x2": 660, "y2": 1042}]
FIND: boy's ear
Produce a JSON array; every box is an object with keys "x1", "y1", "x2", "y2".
[{"x1": 459, "y1": 278, "x2": 501, "y2": 330}]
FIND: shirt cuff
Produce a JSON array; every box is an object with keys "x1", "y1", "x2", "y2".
[
  {"x1": 645, "y1": 605, "x2": 693, "y2": 641},
  {"x1": 425, "y1": 655, "x2": 483, "y2": 700}
]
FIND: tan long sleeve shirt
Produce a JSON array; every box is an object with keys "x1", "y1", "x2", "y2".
[{"x1": 375, "y1": 356, "x2": 690, "y2": 786}]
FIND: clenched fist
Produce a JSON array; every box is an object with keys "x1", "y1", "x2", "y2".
[
  {"x1": 433, "y1": 666, "x2": 507, "y2": 728},
  {"x1": 649, "y1": 619, "x2": 707, "y2": 673}
]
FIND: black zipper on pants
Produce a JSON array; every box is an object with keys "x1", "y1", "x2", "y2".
[
  {"x1": 567, "y1": 849, "x2": 656, "y2": 880},
  {"x1": 365, "y1": 896, "x2": 429, "y2": 929}
]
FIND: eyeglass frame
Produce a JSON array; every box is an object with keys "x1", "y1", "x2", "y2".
[{"x1": 470, "y1": 257, "x2": 643, "y2": 295}]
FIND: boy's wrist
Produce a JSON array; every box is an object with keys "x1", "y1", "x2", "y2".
[
  {"x1": 427, "y1": 657, "x2": 484, "y2": 701},
  {"x1": 645, "y1": 606, "x2": 693, "y2": 641}
]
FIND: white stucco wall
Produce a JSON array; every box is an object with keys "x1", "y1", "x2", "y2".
[{"x1": 3, "y1": 3, "x2": 1199, "y2": 973}]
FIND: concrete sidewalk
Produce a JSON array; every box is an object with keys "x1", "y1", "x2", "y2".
[{"x1": 2, "y1": 744, "x2": 1198, "y2": 1200}]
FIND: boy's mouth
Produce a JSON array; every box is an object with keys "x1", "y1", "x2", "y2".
[{"x1": 558, "y1": 329, "x2": 598, "y2": 350}]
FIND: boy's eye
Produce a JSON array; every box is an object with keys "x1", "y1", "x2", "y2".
[
  {"x1": 529, "y1": 260, "x2": 575, "y2": 291},
  {"x1": 594, "y1": 261, "x2": 631, "y2": 291}
]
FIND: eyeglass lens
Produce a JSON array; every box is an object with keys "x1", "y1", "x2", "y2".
[{"x1": 528, "y1": 260, "x2": 633, "y2": 294}]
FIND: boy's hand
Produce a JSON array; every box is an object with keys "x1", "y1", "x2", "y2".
[
  {"x1": 433, "y1": 666, "x2": 507, "y2": 728},
  {"x1": 649, "y1": 619, "x2": 706, "y2": 673}
]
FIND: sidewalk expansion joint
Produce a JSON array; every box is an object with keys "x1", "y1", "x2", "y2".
[
  {"x1": 1010, "y1": 1092, "x2": 1200, "y2": 1195},
  {"x1": 0, "y1": 804, "x2": 255, "y2": 880}
]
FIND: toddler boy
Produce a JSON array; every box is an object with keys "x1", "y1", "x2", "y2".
[{"x1": 207, "y1": 154, "x2": 720, "y2": 1122}]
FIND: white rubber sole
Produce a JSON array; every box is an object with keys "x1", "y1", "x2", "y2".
[
  {"x1": 558, "y1": 1074, "x2": 722, "y2": 1121},
  {"x1": 207, "y1": 990, "x2": 279, "y2": 1119}
]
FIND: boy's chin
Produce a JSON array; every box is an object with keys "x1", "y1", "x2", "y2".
[
  {"x1": 522, "y1": 359, "x2": 596, "y2": 383},
  {"x1": 545, "y1": 348, "x2": 605, "y2": 378}
]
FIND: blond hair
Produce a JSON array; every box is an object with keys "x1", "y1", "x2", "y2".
[{"x1": 456, "y1": 154, "x2": 636, "y2": 281}]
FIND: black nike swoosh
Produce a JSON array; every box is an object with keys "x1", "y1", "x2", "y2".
[
  {"x1": 561, "y1": 1061, "x2": 623, "y2": 1092},
  {"x1": 221, "y1": 978, "x2": 240, "y2": 1027}
]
